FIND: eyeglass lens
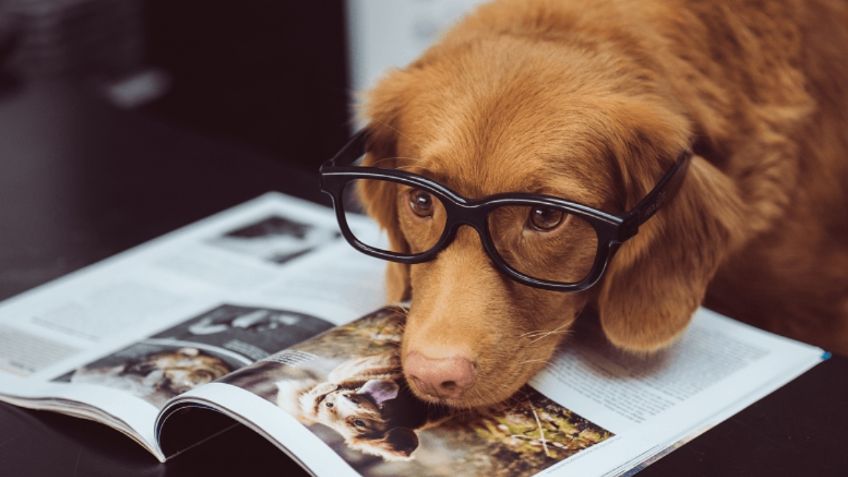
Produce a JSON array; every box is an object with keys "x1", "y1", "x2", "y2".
[{"x1": 341, "y1": 178, "x2": 599, "y2": 284}]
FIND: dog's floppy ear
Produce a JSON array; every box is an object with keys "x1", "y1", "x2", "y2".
[
  {"x1": 596, "y1": 100, "x2": 747, "y2": 352},
  {"x1": 356, "y1": 69, "x2": 418, "y2": 302},
  {"x1": 358, "y1": 379, "x2": 400, "y2": 407}
]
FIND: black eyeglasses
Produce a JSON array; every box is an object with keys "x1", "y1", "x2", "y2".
[{"x1": 319, "y1": 130, "x2": 691, "y2": 292}]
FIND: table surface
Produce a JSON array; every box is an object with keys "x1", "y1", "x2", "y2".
[{"x1": 1, "y1": 81, "x2": 846, "y2": 477}]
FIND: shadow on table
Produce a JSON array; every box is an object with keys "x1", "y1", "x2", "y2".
[{"x1": 0, "y1": 403, "x2": 309, "y2": 477}]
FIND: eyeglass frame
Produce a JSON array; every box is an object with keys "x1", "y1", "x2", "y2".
[{"x1": 319, "y1": 129, "x2": 692, "y2": 292}]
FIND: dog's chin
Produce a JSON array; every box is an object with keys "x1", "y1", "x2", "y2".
[{"x1": 406, "y1": 383, "x2": 510, "y2": 408}]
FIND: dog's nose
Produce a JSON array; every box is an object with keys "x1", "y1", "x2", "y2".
[{"x1": 405, "y1": 351, "x2": 476, "y2": 399}]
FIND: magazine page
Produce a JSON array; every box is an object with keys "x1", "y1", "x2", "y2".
[
  {"x1": 527, "y1": 308, "x2": 825, "y2": 477},
  {"x1": 0, "y1": 192, "x2": 386, "y2": 461},
  {"x1": 160, "y1": 305, "x2": 824, "y2": 477}
]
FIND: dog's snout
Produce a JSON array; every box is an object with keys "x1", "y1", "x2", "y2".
[{"x1": 405, "y1": 351, "x2": 476, "y2": 399}]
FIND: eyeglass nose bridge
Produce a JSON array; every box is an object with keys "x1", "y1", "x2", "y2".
[{"x1": 436, "y1": 201, "x2": 497, "y2": 256}]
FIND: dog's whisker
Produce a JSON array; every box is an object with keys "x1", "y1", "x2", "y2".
[
  {"x1": 528, "y1": 333, "x2": 567, "y2": 346},
  {"x1": 525, "y1": 328, "x2": 573, "y2": 345},
  {"x1": 518, "y1": 358, "x2": 553, "y2": 366},
  {"x1": 519, "y1": 321, "x2": 573, "y2": 340}
]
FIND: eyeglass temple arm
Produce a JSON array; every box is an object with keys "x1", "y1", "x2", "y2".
[
  {"x1": 323, "y1": 129, "x2": 369, "y2": 168},
  {"x1": 619, "y1": 150, "x2": 693, "y2": 240}
]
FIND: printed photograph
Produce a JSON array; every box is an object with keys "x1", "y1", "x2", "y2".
[
  {"x1": 222, "y1": 306, "x2": 613, "y2": 477},
  {"x1": 207, "y1": 215, "x2": 340, "y2": 265},
  {"x1": 54, "y1": 304, "x2": 333, "y2": 407}
]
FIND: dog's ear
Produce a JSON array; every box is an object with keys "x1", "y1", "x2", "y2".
[
  {"x1": 376, "y1": 427, "x2": 419, "y2": 459},
  {"x1": 356, "y1": 69, "x2": 418, "y2": 302},
  {"x1": 358, "y1": 379, "x2": 400, "y2": 406},
  {"x1": 595, "y1": 100, "x2": 747, "y2": 352}
]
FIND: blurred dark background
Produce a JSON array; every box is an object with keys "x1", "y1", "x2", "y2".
[
  {"x1": 141, "y1": 1, "x2": 351, "y2": 167},
  {"x1": 0, "y1": 0, "x2": 351, "y2": 170},
  {"x1": 0, "y1": 0, "x2": 484, "y2": 170}
]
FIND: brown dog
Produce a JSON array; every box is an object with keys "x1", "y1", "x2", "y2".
[{"x1": 355, "y1": 0, "x2": 848, "y2": 408}]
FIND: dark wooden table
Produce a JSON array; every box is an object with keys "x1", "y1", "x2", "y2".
[{"x1": 1, "y1": 81, "x2": 846, "y2": 477}]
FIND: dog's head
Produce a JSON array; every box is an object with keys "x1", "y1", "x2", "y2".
[
  {"x1": 356, "y1": 23, "x2": 746, "y2": 407},
  {"x1": 293, "y1": 378, "x2": 421, "y2": 460}
]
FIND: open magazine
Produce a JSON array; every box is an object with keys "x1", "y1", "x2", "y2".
[{"x1": 0, "y1": 192, "x2": 826, "y2": 476}]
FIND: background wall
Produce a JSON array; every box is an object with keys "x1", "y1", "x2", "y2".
[{"x1": 346, "y1": 0, "x2": 486, "y2": 96}]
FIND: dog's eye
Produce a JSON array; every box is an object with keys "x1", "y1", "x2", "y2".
[
  {"x1": 325, "y1": 402, "x2": 334, "y2": 408},
  {"x1": 353, "y1": 419, "x2": 366, "y2": 428},
  {"x1": 407, "y1": 189, "x2": 434, "y2": 218},
  {"x1": 528, "y1": 206, "x2": 564, "y2": 231}
]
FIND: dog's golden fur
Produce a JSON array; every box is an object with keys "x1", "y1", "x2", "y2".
[{"x1": 357, "y1": 0, "x2": 848, "y2": 407}]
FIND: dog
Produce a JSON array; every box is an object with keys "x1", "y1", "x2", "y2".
[
  {"x1": 354, "y1": 0, "x2": 848, "y2": 408},
  {"x1": 276, "y1": 352, "x2": 449, "y2": 461}
]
